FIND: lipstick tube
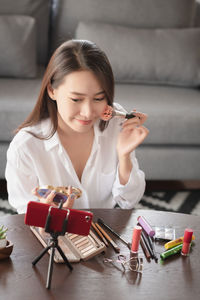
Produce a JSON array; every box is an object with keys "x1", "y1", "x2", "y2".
[
  {"x1": 181, "y1": 228, "x2": 193, "y2": 256},
  {"x1": 130, "y1": 225, "x2": 142, "y2": 269},
  {"x1": 131, "y1": 225, "x2": 142, "y2": 254}
]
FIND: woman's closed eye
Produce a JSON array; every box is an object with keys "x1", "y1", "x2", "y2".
[
  {"x1": 70, "y1": 98, "x2": 83, "y2": 102},
  {"x1": 70, "y1": 97, "x2": 105, "y2": 102},
  {"x1": 94, "y1": 97, "x2": 105, "y2": 102}
]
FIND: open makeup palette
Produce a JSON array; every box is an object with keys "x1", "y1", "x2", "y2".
[{"x1": 30, "y1": 226, "x2": 106, "y2": 263}]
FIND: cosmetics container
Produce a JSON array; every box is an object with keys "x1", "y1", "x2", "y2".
[
  {"x1": 181, "y1": 228, "x2": 193, "y2": 256},
  {"x1": 160, "y1": 244, "x2": 183, "y2": 260},
  {"x1": 100, "y1": 105, "x2": 136, "y2": 121},
  {"x1": 137, "y1": 216, "x2": 155, "y2": 237},
  {"x1": 131, "y1": 225, "x2": 142, "y2": 255},
  {"x1": 164, "y1": 234, "x2": 195, "y2": 250},
  {"x1": 130, "y1": 226, "x2": 142, "y2": 269}
]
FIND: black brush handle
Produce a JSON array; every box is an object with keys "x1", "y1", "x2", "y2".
[{"x1": 125, "y1": 113, "x2": 136, "y2": 119}]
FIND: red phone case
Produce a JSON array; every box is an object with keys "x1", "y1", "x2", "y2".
[{"x1": 24, "y1": 201, "x2": 93, "y2": 236}]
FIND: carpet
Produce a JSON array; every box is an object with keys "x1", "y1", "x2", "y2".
[
  {"x1": 1, "y1": 190, "x2": 200, "y2": 217},
  {"x1": 136, "y1": 190, "x2": 200, "y2": 216}
]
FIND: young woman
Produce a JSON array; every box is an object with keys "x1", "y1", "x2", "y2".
[{"x1": 5, "y1": 39, "x2": 149, "y2": 214}]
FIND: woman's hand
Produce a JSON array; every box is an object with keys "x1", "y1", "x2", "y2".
[
  {"x1": 117, "y1": 111, "x2": 149, "y2": 158},
  {"x1": 32, "y1": 186, "x2": 77, "y2": 209},
  {"x1": 62, "y1": 186, "x2": 77, "y2": 209}
]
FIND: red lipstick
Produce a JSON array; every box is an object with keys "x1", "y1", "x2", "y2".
[{"x1": 181, "y1": 228, "x2": 193, "y2": 256}]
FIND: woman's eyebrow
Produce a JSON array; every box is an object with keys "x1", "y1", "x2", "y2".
[
  {"x1": 95, "y1": 91, "x2": 105, "y2": 95},
  {"x1": 70, "y1": 91, "x2": 105, "y2": 96}
]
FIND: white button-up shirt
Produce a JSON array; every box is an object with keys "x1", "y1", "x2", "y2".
[{"x1": 5, "y1": 103, "x2": 145, "y2": 213}]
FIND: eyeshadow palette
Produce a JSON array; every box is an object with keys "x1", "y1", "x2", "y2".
[{"x1": 30, "y1": 226, "x2": 107, "y2": 263}]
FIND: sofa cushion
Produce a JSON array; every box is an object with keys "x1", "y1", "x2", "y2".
[
  {"x1": 0, "y1": 15, "x2": 37, "y2": 78},
  {"x1": 51, "y1": 0, "x2": 196, "y2": 50},
  {"x1": 137, "y1": 145, "x2": 200, "y2": 180},
  {"x1": 194, "y1": 0, "x2": 200, "y2": 27},
  {"x1": 0, "y1": 70, "x2": 44, "y2": 141},
  {"x1": 0, "y1": 0, "x2": 50, "y2": 64},
  {"x1": 76, "y1": 21, "x2": 200, "y2": 87},
  {"x1": 114, "y1": 84, "x2": 200, "y2": 145}
]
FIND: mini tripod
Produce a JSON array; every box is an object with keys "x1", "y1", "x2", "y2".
[{"x1": 32, "y1": 204, "x2": 73, "y2": 289}]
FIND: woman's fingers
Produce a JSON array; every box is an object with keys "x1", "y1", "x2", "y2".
[
  {"x1": 31, "y1": 185, "x2": 78, "y2": 209},
  {"x1": 31, "y1": 187, "x2": 57, "y2": 206},
  {"x1": 131, "y1": 110, "x2": 148, "y2": 125},
  {"x1": 63, "y1": 193, "x2": 77, "y2": 209},
  {"x1": 32, "y1": 187, "x2": 38, "y2": 196},
  {"x1": 122, "y1": 113, "x2": 147, "y2": 128},
  {"x1": 136, "y1": 126, "x2": 149, "y2": 142},
  {"x1": 45, "y1": 190, "x2": 57, "y2": 204},
  {"x1": 63, "y1": 186, "x2": 77, "y2": 209}
]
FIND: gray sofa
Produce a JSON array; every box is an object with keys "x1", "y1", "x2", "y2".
[{"x1": 0, "y1": 0, "x2": 200, "y2": 180}]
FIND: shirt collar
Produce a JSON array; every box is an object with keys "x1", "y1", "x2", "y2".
[{"x1": 94, "y1": 121, "x2": 105, "y2": 144}]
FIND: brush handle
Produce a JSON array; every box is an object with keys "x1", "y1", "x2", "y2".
[
  {"x1": 125, "y1": 113, "x2": 136, "y2": 119},
  {"x1": 95, "y1": 223, "x2": 120, "y2": 253},
  {"x1": 97, "y1": 218, "x2": 131, "y2": 249}
]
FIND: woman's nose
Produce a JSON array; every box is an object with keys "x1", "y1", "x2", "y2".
[{"x1": 80, "y1": 102, "x2": 94, "y2": 118}]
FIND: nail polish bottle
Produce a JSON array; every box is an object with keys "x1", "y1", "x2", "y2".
[{"x1": 181, "y1": 228, "x2": 193, "y2": 256}]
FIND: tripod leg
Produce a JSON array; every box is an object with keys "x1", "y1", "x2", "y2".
[
  {"x1": 32, "y1": 245, "x2": 51, "y2": 266},
  {"x1": 57, "y1": 245, "x2": 73, "y2": 271},
  {"x1": 46, "y1": 246, "x2": 55, "y2": 289}
]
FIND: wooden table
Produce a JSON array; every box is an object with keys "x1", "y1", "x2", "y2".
[{"x1": 0, "y1": 209, "x2": 199, "y2": 300}]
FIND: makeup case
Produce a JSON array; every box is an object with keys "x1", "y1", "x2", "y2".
[{"x1": 30, "y1": 226, "x2": 106, "y2": 263}]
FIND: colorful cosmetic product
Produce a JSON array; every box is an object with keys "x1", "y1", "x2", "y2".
[
  {"x1": 137, "y1": 216, "x2": 155, "y2": 237},
  {"x1": 100, "y1": 105, "x2": 136, "y2": 121},
  {"x1": 131, "y1": 225, "x2": 142, "y2": 254},
  {"x1": 160, "y1": 244, "x2": 183, "y2": 260},
  {"x1": 164, "y1": 235, "x2": 195, "y2": 250},
  {"x1": 181, "y1": 228, "x2": 194, "y2": 256}
]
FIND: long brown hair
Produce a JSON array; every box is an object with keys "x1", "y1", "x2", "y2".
[{"x1": 16, "y1": 39, "x2": 114, "y2": 138}]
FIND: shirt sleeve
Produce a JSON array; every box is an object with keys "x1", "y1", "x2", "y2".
[
  {"x1": 112, "y1": 151, "x2": 146, "y2": 209},
  {"x1": 5, "y1": 144, "x2": 38, "y2": 214}
]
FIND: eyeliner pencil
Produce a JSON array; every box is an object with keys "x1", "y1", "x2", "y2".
[
  {"x1": 97, "y1": 218, "x2": 131, "y2": 249},
  {"x1": 140, "y1": 234, "x2": 151, "y2": 260},
  {"x1": 147, "y1": 235, "x2": 158, "y2": 262},
  {"x1": 91, "y1": 222, "x2": 108, "y2": 247},
  {"x1": 95, "y1": 223, "x2": 120, "y2": 253},
  {"x1": 141, "y1": 231, "x2": 154, "y2": 259}
]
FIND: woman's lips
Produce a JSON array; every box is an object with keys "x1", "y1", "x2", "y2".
[{"x1": 76, "y1": 119, "x2": 92, "y2": 125}]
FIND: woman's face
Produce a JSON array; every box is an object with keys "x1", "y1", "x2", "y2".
[{"x1": 49, "y1": 70, "x2": 107, "y2": 134}]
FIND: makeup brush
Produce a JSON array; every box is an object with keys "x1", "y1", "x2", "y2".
[{"x1": 101, "y1": 105, "x2": 137, "y2": 121}]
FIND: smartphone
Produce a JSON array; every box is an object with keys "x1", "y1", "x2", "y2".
[{"x1": 25, "y1": 201, "x2": 93, "y2": 236}]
